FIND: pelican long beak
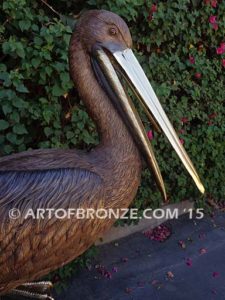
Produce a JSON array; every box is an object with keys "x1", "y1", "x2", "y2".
[{"x1": 92, "y1": 46, "x2": 205, "y2": 200}]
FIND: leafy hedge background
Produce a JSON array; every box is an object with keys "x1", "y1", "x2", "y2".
[{"x1": 0, "y1": 0, "x2": 225, "y2": 287}]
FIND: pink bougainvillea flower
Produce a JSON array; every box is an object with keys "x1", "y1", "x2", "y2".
[
  {"x1": 148, "y1": 13, "x2": 153, "y2": 21},
  {"x1": 179, "y1": 129, "x2": 185, "y2": 134},
  {"x1": 220, "y1": 42, "x2": 225, "y2": 51},
  {"x1": 222, "y1": 59, "x2": 225, "y2": 67},
  {"x1": 181, "y1": 117, "x2": 188, "y2": 123},
  {"x1": 213, "y1": 23, "x2": 218, "y2": 30},
  {"x1": 204, "y1": 0, "x2": 210, "y2": 4},
  {"x1": 178, "y1": 240, "x2": 186, "y2": 249},
  {"x1": 208, "y1": 112, "x2": 217, "y2": 119},
  {"x1": 199, "y1": 248, "x2": 207, "y2": 255},
  {"x1": 185, "y1": 258, "x2": 193, "y2": 267},
  {"x1": 148, "y1": 3, "x2": 157, "y2": 22},
  {"x1": 212, "y1": 271, "x2": 220, "y2": 278},
  {"x1": 167, "y1": 271, "x2": 174, "y2": 279},
  {"x1": 147, "y1": 130, "x2": 153, "y2": 140},
  {"x1": 189, "y1": 56, "x2": 195, "y2": 64},
  {"x1": 195, "y1": 72, "x2": 202, "y2": 79},
  {"x1": 216, "y1": 43, "x2": 225, "y2": 55},
  {"x1": 151, "y1": 4, "x2": 157, "y2": 13},
  {"x1": 209, "y1": 15, "x2": 217, "y2": 24},
  {"x1": 179, "y1": 138, "x2": 184, "y2": 145},
  {"x1": 216, "y1": 47, "x2": 224, "y2": 55},
  {"x1": 211, "y1": 0, "x2": 217, "y2": 8},
  {"x1": 208, "y1": 120, "x2": 213, "y2": 126}
]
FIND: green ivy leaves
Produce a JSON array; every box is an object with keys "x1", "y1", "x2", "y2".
[
  {"x1": 2, "y1": 38, "x2": 26, "y2": 58},
  {"x1": 0, "y1": 120, "x2": 9, "y2": 131}
]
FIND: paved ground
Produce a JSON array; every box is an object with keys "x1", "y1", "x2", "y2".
[{"x1": 57, "y1": 211, "x2": 225, "y2": 300}]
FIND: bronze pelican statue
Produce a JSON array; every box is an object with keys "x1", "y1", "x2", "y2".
[{"x1": 0, "y1": 10, "x2": 204, "y2": 299}]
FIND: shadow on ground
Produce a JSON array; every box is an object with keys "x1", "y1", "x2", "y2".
[{"x1": 56, "y1": 211, "x2": 225, "y2": 300}]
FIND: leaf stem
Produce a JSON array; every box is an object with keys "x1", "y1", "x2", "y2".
[{"x1": 40, "y1": 0, "x2": 60, "y2": 17}]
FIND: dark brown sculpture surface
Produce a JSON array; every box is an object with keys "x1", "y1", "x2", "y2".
[
  {"x1": 0, "y1": 11, "x2": 142, "y2": 295},
  {"x1": 0, "y1": 9, "x2": 204, "y2": 297}
]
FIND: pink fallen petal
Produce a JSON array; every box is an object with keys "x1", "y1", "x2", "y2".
[
  {"x1": 137, "y1": 281, "x2": 145, "y2": 287},
  {"x1": 211, "y1": 289, "x2": 217, "y2": 294},
  {"x1": 151, "y1": 280, "x2": 163, "y2": 289},
  {"x1": 121, "y1": 257, "x2": 128, "y2": 262},
  {"x1": 112, "y1": 266, "x2": 118, "y2": 273},
  {"x1": 106, "y1": 272, "x2": 112, "y2": 279},
  {"x1": 212, "y1": 272, "x2": 220, "y2": 278},
  {"x1": 125, "y1": 287, "x2": 133, "y2": 294},
  {"x1": 199, "y1": 233, "x2": 206, "y2": 240},
  {"x1": 199, "y1": 248, "x2": 207, "y2": 255},
  {"x1": 178, "y1": 240, "x2": 186, "y2": 249},
  {"x1": 186, "y1": 258, "x2": 193, "y2": 267},
  {"x1": 144, "y1": 225, "x2": 171, "y2": 242},
  {"x1": 96, "y1": 265, "x2": 113, "y2": 279},
  {"x1": 167, "y1": 271, "x2": 174, "y2": 279}
]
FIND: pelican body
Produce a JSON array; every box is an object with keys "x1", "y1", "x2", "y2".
[{"x1": 0, "y1": 10, "x2": 204, "y2": 298}]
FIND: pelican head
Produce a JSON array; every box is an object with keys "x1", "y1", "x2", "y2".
[{"x1": 73, "y1": 10, "x2": 205, "y2": 200}]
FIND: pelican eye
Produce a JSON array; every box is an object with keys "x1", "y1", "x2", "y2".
[{"x1": 109, "y1": 27, "x2": 117, "y2": 36}]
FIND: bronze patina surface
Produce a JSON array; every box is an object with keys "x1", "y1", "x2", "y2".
[{"x1": 0, "y1": 10, "x2": 204, "y2": 298}]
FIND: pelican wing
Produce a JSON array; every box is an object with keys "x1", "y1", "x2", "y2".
[{"x1": 0, "y1": 167, "x2": 103, "y2": 294}]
